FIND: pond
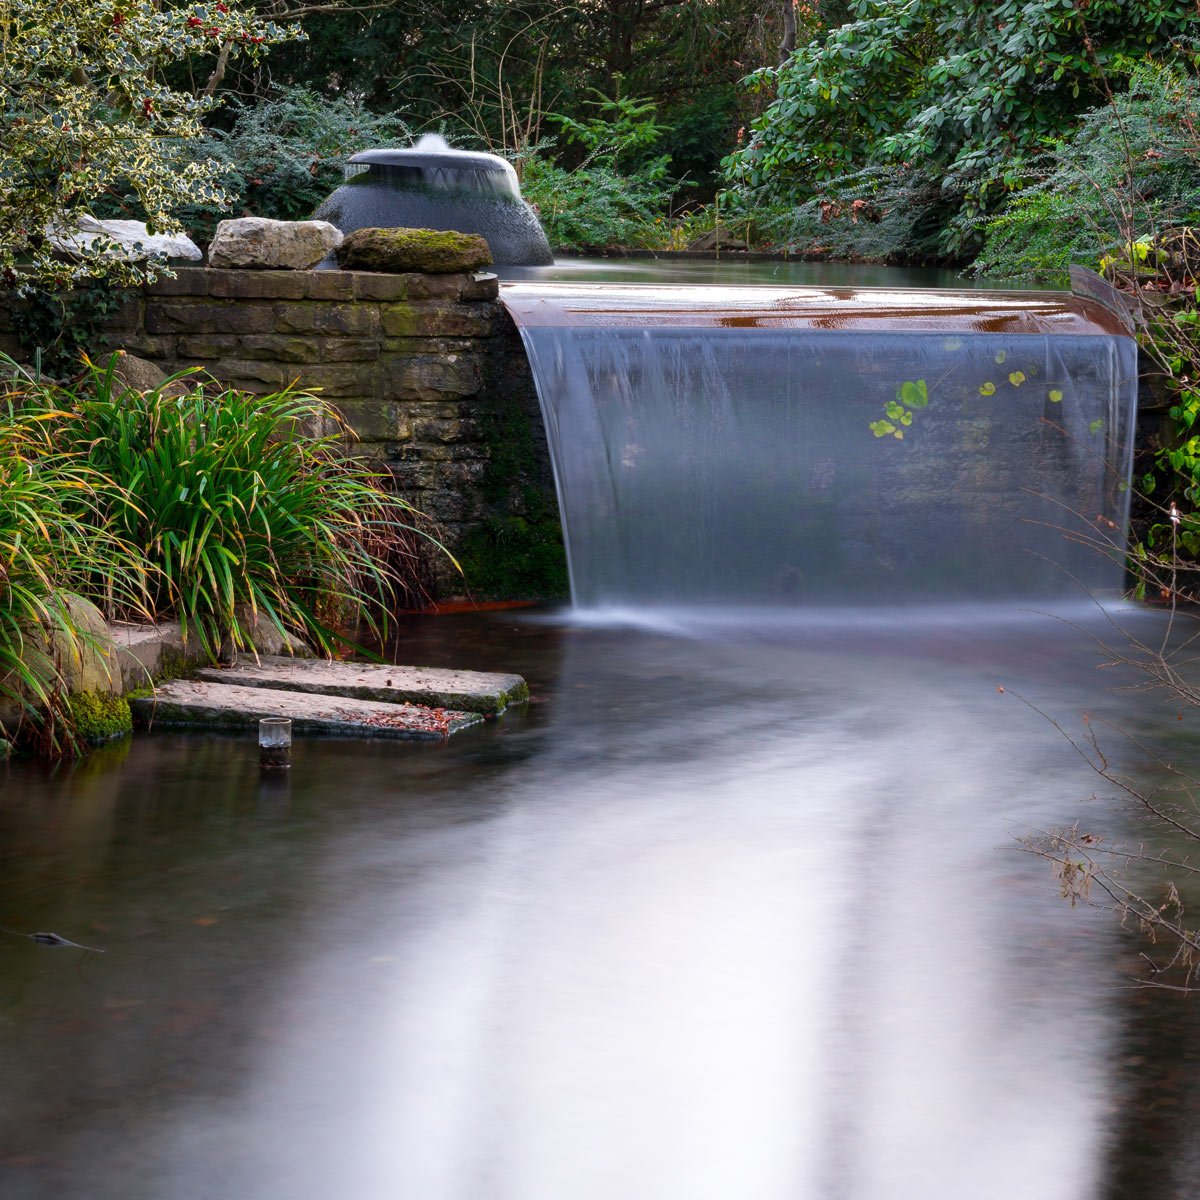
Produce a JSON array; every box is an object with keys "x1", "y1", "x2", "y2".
[{"x1": 2, "y1": 607, "x2": 1198, "y2": 1200}]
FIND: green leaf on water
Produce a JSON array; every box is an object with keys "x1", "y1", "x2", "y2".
[
  {"x1": 869, "y1": 419, "x2": 896, "y2": 437},
  {"x1": 900, "y1": 379, "x2": 929, "y2": 409},
  {"x1": 1090, "y1": 418, "x2": 1105, "y2": 435},
  {"x1": 1048, "y1": 389, "x2": 1063, "y2": 403},
  {"x1": 979, "y1": 381, "x2": 996, "y2": 396},
  {"x1": 885, "y1": 400, "x2": 905, "y2": 420},
  {"x1": 1008, "y1": 371, "x2": 1026, "y2": 387},
  {"x1": 899, "y1": 411, "x2": 913, "y2": 426},
  {"x1": 994, "y1": 349, "x2": 1007, "y2": 364}
]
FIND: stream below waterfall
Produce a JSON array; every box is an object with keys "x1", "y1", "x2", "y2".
[{"x1": 2, "y1": 607, "x2": 1200, "y2": 1200}]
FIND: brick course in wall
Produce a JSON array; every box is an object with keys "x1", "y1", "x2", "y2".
[{"x1": 0, "y1": 267, "x2": 558, "y2": 598}]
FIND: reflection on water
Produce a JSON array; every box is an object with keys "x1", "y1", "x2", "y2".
[
  {"x1": 496, "y1": 256, "x2": 1051, "y2": 291},
  {"x1": 0, "y1": 611, "x2": 1198, "y2": 1198}
]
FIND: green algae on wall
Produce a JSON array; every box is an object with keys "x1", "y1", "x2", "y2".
[{"x1": 457, "y1": 398, "x2": 568, "y2": 601}]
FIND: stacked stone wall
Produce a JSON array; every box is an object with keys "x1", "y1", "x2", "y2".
[{"x1": 0, "y1": 267, "x2": 561, "y2": 599}]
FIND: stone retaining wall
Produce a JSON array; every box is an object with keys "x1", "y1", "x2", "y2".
[{"x1": 0, "y1": 267, "x2": 563, "y2": 600}]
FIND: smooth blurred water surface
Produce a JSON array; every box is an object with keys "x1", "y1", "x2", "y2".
[
  {"x1": 2, "y1": 609, "x2": 1200, "y2": 1200},
  {"x1": 497, "y1": 256, "x2": 1050, "y2": 290}
]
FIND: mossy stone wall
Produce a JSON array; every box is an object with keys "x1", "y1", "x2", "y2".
[{"x1": 0, "y1": 267, "x2": 565, "y2": 600}]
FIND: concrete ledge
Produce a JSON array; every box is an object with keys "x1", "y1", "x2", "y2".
[
  {"x1": 131, "y1": 679, "x2": 483, "y2": 739},
  {"x1": 195, "y1": 655, "x2": 529, "y2": 716}
]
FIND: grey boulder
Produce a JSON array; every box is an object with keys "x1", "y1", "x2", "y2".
[
  {"x1": 208, "y1": 217, "x2": 344, "y2": 270},
  {"x1": 47, "y1": 216, "x2": 202, "y2": 262}
]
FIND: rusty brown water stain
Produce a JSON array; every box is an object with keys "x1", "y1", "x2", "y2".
[{"x1": 502, "y1": 283, "x2": 1131, "y2": 337}]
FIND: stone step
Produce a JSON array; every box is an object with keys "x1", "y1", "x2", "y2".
[
  {"x1": 130, "y1": 680, "x2": 483, "y2": 740},
  {"x1": 193, "y1": 655, "x2": 528, "y2": 717}
]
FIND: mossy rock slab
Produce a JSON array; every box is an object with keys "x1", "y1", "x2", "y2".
[
  {"x1": 131, "y1": 679, "x2": 483, "y2": 740},
  {"x1": 195, "y1": 655, "x2": 528, "y2": 716},
  {"x1": 337, "y1": 227, "x2": 493, "y2": 275}
]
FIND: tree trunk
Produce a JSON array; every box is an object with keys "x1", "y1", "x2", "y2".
[{"x1": 778, "y1": 0, "x2": 796, "y2": 67}]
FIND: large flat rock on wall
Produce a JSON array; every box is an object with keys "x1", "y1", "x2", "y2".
[{"x1": 0, "y1": 266, "x2": 561, "y2": 599}]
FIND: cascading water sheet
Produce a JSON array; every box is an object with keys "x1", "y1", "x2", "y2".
[{"x1": 504, "y1": 283, "x2": 1138, "y2": 608}]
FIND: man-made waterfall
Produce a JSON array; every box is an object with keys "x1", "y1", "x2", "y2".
[{"x1": 503, "y1": 283, "x2": 1138, "y2": 609}]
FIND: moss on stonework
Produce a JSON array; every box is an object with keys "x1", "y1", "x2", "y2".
[
  {"x1": 457, "y1": 400, "x2": 568, "y2": 600},
  {"x1": 337, "y1": 227, "x2": 493, "y2": 274},
  {"x1": 67, "y1": 691, "x2": 133, "y2": 745}
]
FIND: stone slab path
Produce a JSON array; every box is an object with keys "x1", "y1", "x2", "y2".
[
  {"x1": 194, "y1": 656, "x2": 529, "y2": 716},
  {"x1": 130, "y1": 680, "x2": 483, "y2": 740}
]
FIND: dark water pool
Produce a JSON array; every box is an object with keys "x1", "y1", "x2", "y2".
[{"x1": 2, "y1": 608, "x2": 1199, "y2": 1199}]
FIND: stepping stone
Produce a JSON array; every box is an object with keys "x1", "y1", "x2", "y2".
[
  {"x1": 194, "y1": 655, "x2": 529, "y2": 717},
  {"x1": 130, "y1": 680, "x2": 483, "y2": 740}
]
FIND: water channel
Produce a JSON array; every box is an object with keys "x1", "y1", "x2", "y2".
[{"x1": 2, "y1": 264, "x2": 1197, "y2": 1199}]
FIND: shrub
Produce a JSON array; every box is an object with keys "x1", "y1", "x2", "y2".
[
  {"x1": 726, "y1": 0, "x2": 1200, "y2": 258},
  {"x1": 166, "y1": 87, "x2": 415, "y2": 238},
  {"x1": 520, "y1": 154, "x2": 676, "y2": 252},
  {"x1": 764, "y1": 165, "x2": 957, "y2": 264},
  {"x1": 976, "y1": 60, "x2": 1200, "y2": 279},
  {"x1": 0, "y1": 397, "x2": 141, "y2": 751},
  {"x1": 0, "y1": 0, "x2": 295, "y2": 289},
  {"x1": 516, "y1": 91, "x2": 677, "y2": 253},
  {"x1": 21, "y1": 359, "x2": 449, "y2": 658}
]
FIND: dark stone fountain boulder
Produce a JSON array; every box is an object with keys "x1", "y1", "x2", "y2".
[{"x1": 315, "y1": 139, "x2": 553, "y2": 268}]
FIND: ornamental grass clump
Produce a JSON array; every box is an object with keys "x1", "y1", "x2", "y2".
[
  {"x1": 0, "y1": 402, "x2": 142, "y2": 750},
  {"x1": 26, "y1": 357, "x2": 446, "y2": 659}
]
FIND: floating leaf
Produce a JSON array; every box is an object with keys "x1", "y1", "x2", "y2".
[
  {"x1": 994, "y1": 349, "x2": 1007, "y2": 364},
  {"x1": 869, "y1": 419, "x2": 896, "y2": 438},
  {"x1": 1008, "y1": 371, "x2": 1026, "y2": 387},
  {"x1": 899, "y1": 411, "x2": 913, "y2": 426},
  {"x1": 1048, "y1": 389, "x2": 1063, "y2": 403},
  {"x1": 979, "y1": 381, "x2": 996, "y2": 396},
  {"x1": 900, "y1": 379, "x2": 929, "y2": 409},
  {"x1": 1089, "y1": 418, "x2": 1105, "y2": 435},
  {"x1": 885, "y1": 400, "x2": 905, "y2": 420},
  {"x1": 943, "y1": 337, "x2": 963, "y2": 351}
]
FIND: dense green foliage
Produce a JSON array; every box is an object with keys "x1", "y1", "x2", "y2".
[
  {"x1": 24, "y1": 360, "x2": 436, "y2": 658},
  {"x1": 978, "y1": 61, "x2": 1200, "y2": 278},
  {"x1": 728, "y1": 0, "x2": 1200, "y2": 258},
  {"x1": 0, "y1": 401, "x2": 140, "y2": 751},
  {"x1": 518, "y1": 89, "x2": 677, "y2": 251},
  {"x1": 0, "y1": 358, "x2": 444, "y2": 665},
  {"x1": 184, "y1": 88, "x2": 415, "y2": 237},
  {"x1": 0, "y1": 0, "x2": 295, "y2": 288}
]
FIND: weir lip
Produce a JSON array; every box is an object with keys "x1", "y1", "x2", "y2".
[{"x1": 501, "y1": 282, "x2": 1130, "y2": 337}]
